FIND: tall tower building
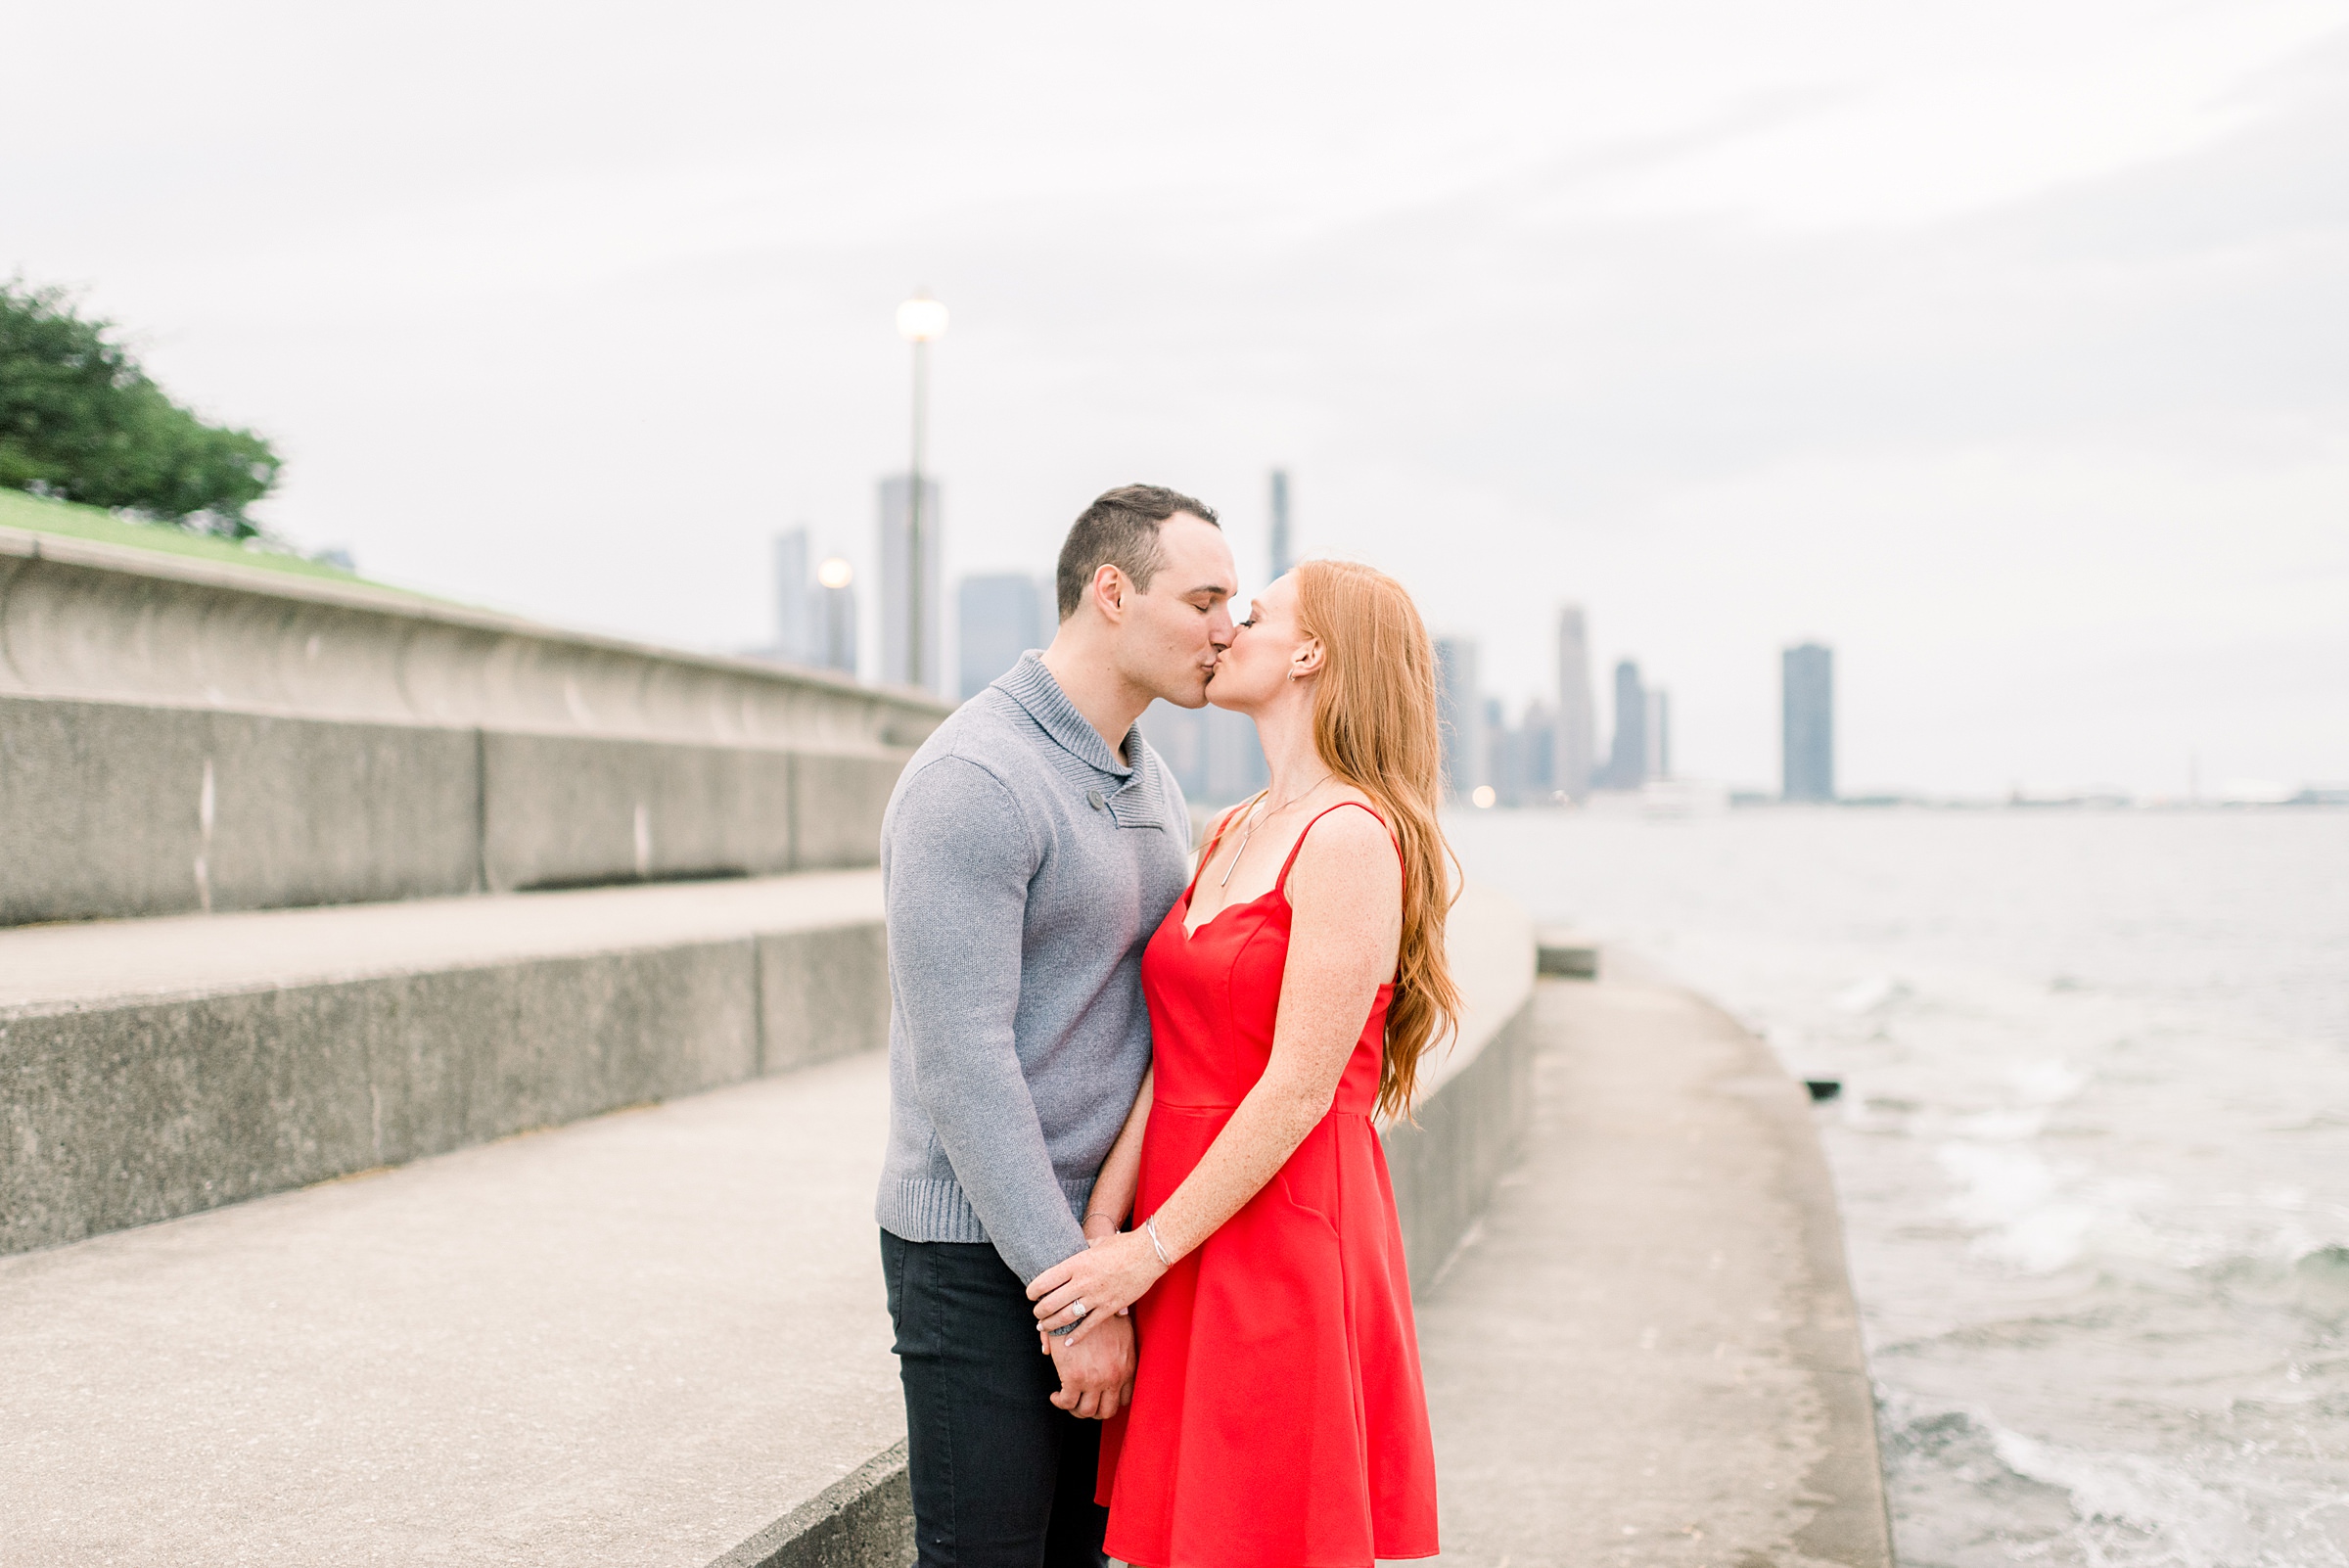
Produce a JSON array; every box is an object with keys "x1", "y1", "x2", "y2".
[
  {"x1": 1268, "y1": 469, "x2": 1294, "y2": 580},
  {"x1": 774, "y1": 528, "x2": 812, "y2": 663},
  {"x1": 1137, "y1": 703, "x2": 1204, "y2": 799},
  {"x1": 1433, "y1": 636, "x2": 1484, "y2": 800},
  {"x1": 879, "y1": 475, "x2": 944, "y2": 693},
  {"x1": 1553, "y1": 606, "x2": 1595, "y2": 799},
  {"x1": 815, "y1": 568, "x2": 857, "y2": 676},
  {"x1": 1598, "y1": 660, "x2": 1647, "y2": 789},
  {"x1": 957, "y1": 574, "x2": 1046, "y2": 701},
  {"x1": 1645, "y1": 688, "x2": 1671, "y2": 780},
  {"x1": 1135, "y1": 703, "x2": 1266, "y2": 807},
  {"x1": 1782, "y1": 643, "x2": 1835, "y2": 802},
  {"x1": 1204, "y1": 707, "x2": 1268, "y2": 804}
]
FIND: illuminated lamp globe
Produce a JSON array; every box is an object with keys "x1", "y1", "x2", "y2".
[
  {"x1": 817, "y1": 557, "x2": 853, "y2": 589},
  {"x1": 896, "y1": 296, "x2": 949, "y2": 342},
  {"x1": 1470, "y1": 785, "x2": 1497, "y2": 808}
]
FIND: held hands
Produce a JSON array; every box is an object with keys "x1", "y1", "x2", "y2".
[
  {"x1": 1045, "y1": 1309, "x2": 1134, "y2": 1419},
  {"x1": 1028, "y1": 1228, "x2": 1169, "y2": 1351}
]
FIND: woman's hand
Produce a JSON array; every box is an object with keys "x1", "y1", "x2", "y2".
[{"x1": 1028, "y1": 1229, "x2": 1168, "y2": 1349}]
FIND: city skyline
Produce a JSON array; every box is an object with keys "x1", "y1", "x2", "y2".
[{"x1": 17, "y1": 3, "x2": 2341, "y2": 795}]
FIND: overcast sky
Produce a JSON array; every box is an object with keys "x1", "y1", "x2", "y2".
[{"x1": 8, "y1": 1, "x2": 2345, "y2": 795}]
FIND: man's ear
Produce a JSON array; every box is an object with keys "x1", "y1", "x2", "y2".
[{"x1": 1091, "y1": 563, "x2": 1129, "y2": 621}]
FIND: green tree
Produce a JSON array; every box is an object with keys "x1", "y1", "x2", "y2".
[{"x1": 0, "y1": 282, "x2": 281, "y2": 537}]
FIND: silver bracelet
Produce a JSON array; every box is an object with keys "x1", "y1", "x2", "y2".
[{"x1": 1142, "y1": 1217, "x2": 1173, "y2": 1267}]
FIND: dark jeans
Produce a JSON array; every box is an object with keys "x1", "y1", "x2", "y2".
[{"x1": 881, "y1": 1230, "x2": 1109, "y2": 1568}]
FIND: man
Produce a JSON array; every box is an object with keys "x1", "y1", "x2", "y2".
[{"x1": 877, "y1": 484, "x2": 1239, "y2": 1568}]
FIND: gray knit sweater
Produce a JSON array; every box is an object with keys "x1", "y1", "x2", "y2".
[{"x1": 874, "y1": 653, "x2": 1193, "y2": 1283}]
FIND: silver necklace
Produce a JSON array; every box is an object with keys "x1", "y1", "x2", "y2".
[{"x1": 1217, "y1": 775, "x2": 1333, "y2": 888}]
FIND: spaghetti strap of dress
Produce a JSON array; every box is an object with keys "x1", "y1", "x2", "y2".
[{"x1": 1274, "y1": 799, "x2": 1399, "y2": 898}]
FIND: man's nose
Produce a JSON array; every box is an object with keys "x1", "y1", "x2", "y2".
[{"x1": 1209, "y1": 606, "x2": 1235, "y2": 649}]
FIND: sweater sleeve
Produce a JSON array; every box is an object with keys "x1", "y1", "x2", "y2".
[{"x1": 884, "y1": 756, "x2": 1088, "y2": 1284}]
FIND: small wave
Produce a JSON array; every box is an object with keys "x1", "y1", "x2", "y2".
[
  {"x1": 1931, "y1": 1144, "x2": 2176, "y2": 1274},
  {"x1": 1879, "y1": 1398, "x2": 2271, "y2": 1568},
  {"x1": 1990, "y1": 1428, "x2": 2256, "y2": 1568},
  {"x1": 2011, "y1": 1058, "x2": 2090, "y2": 1106},
  {"x1": 1831, "y1": 974, "x2": 1909, "y2": 1015}
]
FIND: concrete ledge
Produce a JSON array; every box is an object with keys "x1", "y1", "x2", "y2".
[
  {"x1": 0, "y1": 695, "x2": 482, "y2": 923},
  {"x1": 1382, "y1": 998, "x2": 1538, "y2": 1292},
  {"x1": 1535, "y1": 926, "x2": 1600, "y2": 978},
  {"x1": 0, "y1": 693, "x2": 912, "y2": 922},
  {"x1": 0, "y1": 872, "x2": 888, "y2": 1255},
  {"x1": 792, "y1": 752, "x2": 912, "y2": 872},
  {"x1": 481, "y1": 729, "x2": 797, "y2": 890},
  {"x1": 1380, "y1": 883, "x2": 1539, "y2": 1289},
  {"x1": 706, "y1": 1443, "x2": 913, "y2": 1568},
  {"x1": 0, "y1": 524, "x2": 942, "y2": 924},
  {"x1": 0, "y1": 522, "x2": 946, "y2": 747}
]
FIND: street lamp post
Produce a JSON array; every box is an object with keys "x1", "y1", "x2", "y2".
[{"x1": 896, "y1": 292, "x2": 948, "y2": 692}]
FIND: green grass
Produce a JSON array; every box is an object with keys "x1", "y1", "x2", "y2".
[{"x1": 0, "y1": 486, "x2": 418, "y2": 595}]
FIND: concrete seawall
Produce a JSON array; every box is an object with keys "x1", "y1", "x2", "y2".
[
  {"x1": 0, "y1": 874, "x2": 889, "y2": 1254},
  {"x1": 1381, "y1": 880, "x2": 1540, "y2": 1289},
  {"x1": 0, "y1": 524, "x2": 944, "y2": 923}
]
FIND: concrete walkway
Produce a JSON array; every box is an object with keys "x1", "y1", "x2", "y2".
[
  {"x1": 0, "y1": 1051, "x2": 903, "y2": 1567},
  {"x1": 0, "y1": 870, "x2": 882, "y2": 1012},
  {"x1": 1415, "y1": 969, "x2": 1892, "y2": 1568}
]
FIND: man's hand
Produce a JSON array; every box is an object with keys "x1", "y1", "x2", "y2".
[{"x1": 1046, "y1": 1310, "x2": 1134, "y2": 1420}]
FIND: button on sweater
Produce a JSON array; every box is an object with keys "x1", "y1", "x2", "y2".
[{"x1": 875, "y1": 653, "x2": 1193, "y2": 1283}]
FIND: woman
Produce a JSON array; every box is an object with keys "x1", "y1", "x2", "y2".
[{"x1": 1027, "y1": 557, "x2": 1462, "y2": 1567}]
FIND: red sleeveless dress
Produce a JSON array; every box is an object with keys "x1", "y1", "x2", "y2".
[{"x1": 1096, "y1": 803, "x2": 1439, "y2": 1568}]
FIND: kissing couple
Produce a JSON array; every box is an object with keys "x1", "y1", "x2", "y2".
[{"x1": 877, "y1": 484, "x2": 1459, "y2": 1568}]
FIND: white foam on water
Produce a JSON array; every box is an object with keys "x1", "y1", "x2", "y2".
[
  {"x1": 1832, "y1": 974, "x2": 1908, "y2": 1015},
  {"x1": 1988, "y1": 1426, "x2": 2255, "y2": 1568}
]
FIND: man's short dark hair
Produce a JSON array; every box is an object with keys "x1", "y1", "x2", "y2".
[{"x1": 1055, "y1": 484, "x2": 1221, "y2": 622}]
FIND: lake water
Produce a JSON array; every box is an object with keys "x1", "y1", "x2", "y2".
[{"x1": 1446, "y1": 807, "x2": 2349, "y2": 1568}]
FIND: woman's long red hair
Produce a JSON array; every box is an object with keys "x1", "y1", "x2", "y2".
[{"x1": 1292, "y1": 559, "x2": 1462, "y2": 1120}]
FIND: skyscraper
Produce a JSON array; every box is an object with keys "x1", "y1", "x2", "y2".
[
  {"x1": 1203, "y1": 706, "x2": 1268, "y2": 804},
  {"x1": 1137, "y1": 702, "x2": 1205, "y2": 798},
  {"x1": 1596, "y1": 660, "x2": 1647, "y2": 789},
  {"x1": 1553, "y1": 606, "x2": 1595, "y2": 799},
  {"x1": 1484, "y1": 699, "x2": 1558, "y2": 807},
  {"x1": 957, "y1": 574, "x2": 1046, "y2": 700},
  {"x1": 815, "y1": 568, "x2": 857, "y2": 676},
  {"x1": 1135, "y1": 702, "x2": 1266, "y2": 807},
  {"x1": 1268, "y1": 469, "x2": 1294, "y2": 579},
  {"x1": 1782, "y1": 643, "x2": 1835, "y2": 802},
  {"x1": 879, "y1": 475, "x2": 944, "y2": 693},
  {"x1": 774, "y1": 528, "x2": 812, "y2": 663},
  {"x1": 1433, "y1": 636, "x2": 1484, "y2": 800},
  {"x1": 1645, "y1": 688, "x2": 1672, "y2": 780}
]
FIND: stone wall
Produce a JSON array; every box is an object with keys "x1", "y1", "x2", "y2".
[{"x1": 0, "y1": 525, "x2": 945, "y2": 924}]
